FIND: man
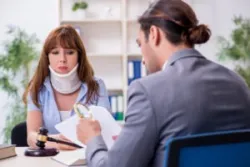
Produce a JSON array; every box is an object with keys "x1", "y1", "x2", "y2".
[{"x1": 76, "y1": 1, "x2": 250, "y2": 167}]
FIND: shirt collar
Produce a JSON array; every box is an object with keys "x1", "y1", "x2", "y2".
[{"x1": 162, "y1": 61, "x2": 168, "y2": 71}]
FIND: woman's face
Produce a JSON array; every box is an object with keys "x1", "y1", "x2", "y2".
[{"x1": 48, "y1": 46, "x2": 78, "y2": 74}]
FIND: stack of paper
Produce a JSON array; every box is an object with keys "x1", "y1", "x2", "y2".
[
  {"x1": 52, "y1": 148, "x2": 86, "y2": 166},
  {"x1": 52, "y1": 105, "x2": 122, "y2": 165},
  {"x1": 55, "y1": 105, "x2": 122, "y2": 149}
]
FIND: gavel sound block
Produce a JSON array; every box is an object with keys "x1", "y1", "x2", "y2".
[{"x1": 24, "y1": 127, "x2": 82, "y2": 157}]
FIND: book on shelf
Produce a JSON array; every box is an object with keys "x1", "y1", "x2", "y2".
[
  {"x1": 109, "y1": 94, "x2": 124, "y2": 120},
  {"x1": 128, "y1": 60, "x2": 147, "y2": 85},
  {"x1": 0, "y1": 144, "x2": 16, "y2": 160}
]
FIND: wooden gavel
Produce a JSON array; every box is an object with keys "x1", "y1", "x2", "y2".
[
  {"x1": 24, "y1": 127, "x2": 82, "y2": 157},
  {"x1": 36, "y1": 127, "x2": 82, "y2": 149}
]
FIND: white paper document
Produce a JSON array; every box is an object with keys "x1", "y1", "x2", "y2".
[
  {"x1": 55, "y1": 105, "x2": 122, "y2": 149},
  {"x1": 52, "y1": 148, "x2": 86, "y2": 166}
]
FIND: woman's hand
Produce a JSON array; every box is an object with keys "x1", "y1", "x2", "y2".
[{"x1": 27, "y1": 132, "x2": 39, "y2": 149}]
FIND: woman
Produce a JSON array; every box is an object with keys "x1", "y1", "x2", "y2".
[{"x1": 23, "y1": 25, "x2": 111, "y2": 150}]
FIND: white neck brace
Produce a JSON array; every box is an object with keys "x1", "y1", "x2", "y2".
[{"x1": 49, "y1": 64, "x2": 82, "y2": 94}]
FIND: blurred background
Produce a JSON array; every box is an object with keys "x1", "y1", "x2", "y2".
[{"x1": 0, "y1": 0, "x2": 250, "y2": 144}]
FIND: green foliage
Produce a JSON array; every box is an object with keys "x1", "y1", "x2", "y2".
[
  {"x1": 3, "y1": 102, "x2": 27, "y2": 144},
  {"x1": 0, "y1": 25, "x2": 39, "y2": 143},
  {"x1": 236, "y1": 66, "x2": 250, "y2": 88},
  {"x1": 217, "y1": 16, "x2": 250, "y2": 87},
  {"x1": 72, "y1": 1, "x2": 88, "y2": 11}
]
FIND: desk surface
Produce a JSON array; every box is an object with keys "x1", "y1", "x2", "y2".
[{"x1": 0, "y1": 147, "x2": 87, "y2": 167}]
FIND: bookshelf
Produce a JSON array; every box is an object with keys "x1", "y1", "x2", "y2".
[{"x1": 58, "y1": 0, "x2": 153, "y2": 120}]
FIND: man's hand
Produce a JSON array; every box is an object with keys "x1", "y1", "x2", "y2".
[{"x1": 76, "y1": 118, "x2": 101, "y2": 145}]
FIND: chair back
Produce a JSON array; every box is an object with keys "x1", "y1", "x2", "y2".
[
  {"x1": 11, "y1": 122, "x2": 28, "y2": 147},
  {"x1": 165, "y1": 130, "x2": 250, "y2": 167}
]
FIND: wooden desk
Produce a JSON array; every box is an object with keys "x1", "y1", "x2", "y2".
[{"x1": 0, "y1": 147, "x2": 87, "y2": 167}]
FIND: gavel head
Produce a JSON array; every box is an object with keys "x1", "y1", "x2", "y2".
[{"x1": 36, "y1": 127, "x2": 48, "y2": 149}]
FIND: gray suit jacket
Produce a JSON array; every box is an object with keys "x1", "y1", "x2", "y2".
[{"x1": 86, "y1": 48, "x2": 250, "y2": 167}]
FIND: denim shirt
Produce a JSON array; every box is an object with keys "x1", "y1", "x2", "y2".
[{"x1": 27, "y1": 77, "x2": 111, "y2": 134}]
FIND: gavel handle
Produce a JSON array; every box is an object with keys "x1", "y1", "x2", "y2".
[{"x1": 47, "y1": 137, "x2": 83, "y2": 149}]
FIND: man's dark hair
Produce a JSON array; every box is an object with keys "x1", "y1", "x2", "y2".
[{"x1": 138, "y1": 0, "x2": 211, "y2": 47}]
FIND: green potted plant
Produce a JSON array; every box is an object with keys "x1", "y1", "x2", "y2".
[
  {"x1": 217, "y1": 16, "x2": 250, "y2": 88},
  {"x1": 0, "y1": 25, "x2": 39, "y2": 143},
  {"x1": 72, "y1": 1, "x2": 88, "y2": 19}
]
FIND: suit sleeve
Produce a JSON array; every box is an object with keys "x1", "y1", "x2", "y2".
[{"x1": 86, "y1": 80, "x2": 158, "y2": 167}]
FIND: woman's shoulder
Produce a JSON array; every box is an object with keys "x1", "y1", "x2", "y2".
[
  {"x1": 29, "y1": 77, "x2": 51, "y2": 101},
  {"x1": 93, "y1": 76, "x2": 103, "y2": 82},
  {"x1": 93, "y1": 77, "x2": 106, "y2": 87},
  {"x1": 39, "y1": 77, "x2": 51, "y2": 94}
]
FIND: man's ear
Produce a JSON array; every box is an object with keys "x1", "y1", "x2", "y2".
[{"x1": 149, "y1": 25, "x2": 160, "y2": 46}]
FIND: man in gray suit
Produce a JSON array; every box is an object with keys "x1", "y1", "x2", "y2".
[{"x1": 76, "y1": 1, "x2": 250, "y2": 167}]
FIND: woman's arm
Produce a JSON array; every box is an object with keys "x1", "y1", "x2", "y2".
[
  {"x1": 26, "y1": 111, "x2": 42, "y2": 148},
  {"x1": 26, "y1": 93, "x2": 75, "y2": 150},
  {"x1": 26, "y1": 111, "x2": 59, "y2": 148},
  {"x1": 27, "y1": 111, "x2": 76, "y2": 150}
]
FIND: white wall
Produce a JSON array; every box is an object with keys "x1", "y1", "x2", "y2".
[
  {"x1": 192, "y1": 0, "x2": 250, "y2": 69},
  {"x1": 0, "y1": 0, "x2": 59, "y2": 143}
]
